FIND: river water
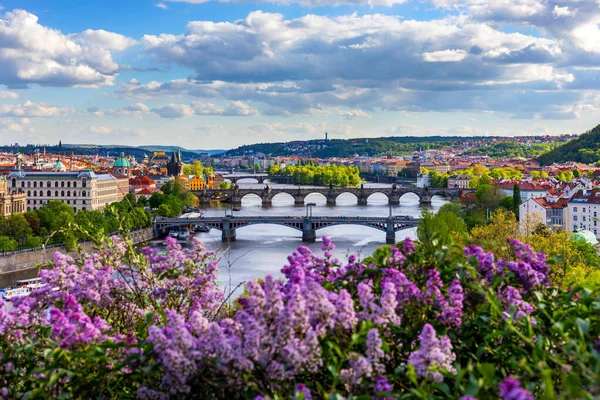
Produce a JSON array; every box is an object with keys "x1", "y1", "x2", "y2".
[{"x1": 162, "y1": 180, "x2": 447, "y2": 297}]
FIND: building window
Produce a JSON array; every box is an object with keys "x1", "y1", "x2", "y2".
[
  {"x1": 574, "y1": 207, "x2": 578, "y2": 212},
  {"x1": 27, "y1": 191, "x2": 30, "y2": 197},
  {"x1": 73, "y1": 182, "x2": 77, "y2": 188},
  {"x1": 595, "y1": 212, "x2": 597, "y2": 218},
  {"x1": 47, "y1": 190, "x2": 51, "y2": 197},
  {"x1": 47, "y1": 181, "x2": 51, "y2": 187},
  {"x1": 61, "y1": 182, "x2": 65, "y2": 188},
  {"x1": 595, "y1": 221, "x2": 597, "y2": 227},
  {"x1": 55, "y1": 182, "x2": 58, "y2": 187},
  {"x1": 27, "y1": 181, "x2": 31, "y2": 188},
  {"x1": 583, "y1": 208, "x2": 586, "y2": 213},
  {"x1": 82, "y1": 191, "x2": 86, "y2": 197},
  {"x1": 33, "y1": 181, "x2": 37, "y2": 188},
  {"x1": 583, "y1": 216, "x2": 586, "y2": 222},
  {"x1": 573, "y1": 215, "x2": 578, "y2": 221},
  {"x1": 67, "y1": 191, "x2": 70, "y2": 197},
  {"x1": 67, "y1": 200, "x2": 70, "y2": 205},
  {"x1": 82, "y1": 179, "x2": 87, "y2": 187},
  {"x1": 61, "y1": 191, "x2": 64, "y2": 197},
  {"x1": 67, "y1": 182, "x2": 71, "y2": 188},
  {"x1": 55, "y1": 191, "x2": 58, "y2": 197}
]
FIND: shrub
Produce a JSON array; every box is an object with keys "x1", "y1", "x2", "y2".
[{"x1": 0, "y1": 236, "x2": 598, "y2": 399}]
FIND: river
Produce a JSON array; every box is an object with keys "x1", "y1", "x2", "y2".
[{"x1": 169, "y1": 180, "x2": 448, "y2": 297}]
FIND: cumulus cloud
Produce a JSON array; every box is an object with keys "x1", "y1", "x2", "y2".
[
  {"x1": 422, "y1": 49, "x2": 468, "y2": 62},
  {"x1": 150, "y1": 101, "x2": 257, "y2": 118},
  {"x1": 0, "y1": 101, "x2": 72, "y2": 117},
  {"x1": 156, "y1": 3, "x2": 169, "y2": 9},
  {"x1": 0, "y1": 91, "x2": 19, "y2": 99},
  {"x1": 0, "y1": 10, "x2": 133, "y2": 87}
]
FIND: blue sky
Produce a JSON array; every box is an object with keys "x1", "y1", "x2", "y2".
[{"x1": 0, "y1": 0, "x2": 599, "y2": 149}]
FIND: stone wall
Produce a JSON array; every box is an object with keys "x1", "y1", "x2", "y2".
[{"x1": 0, "y1": 228, "x2": 155, "y2": 288}]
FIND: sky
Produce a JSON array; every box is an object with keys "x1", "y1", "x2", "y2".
[{"x1": 0, "y1": 0, "x2": 599, "y2": 150}]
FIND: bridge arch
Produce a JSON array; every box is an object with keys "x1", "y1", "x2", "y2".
[
  {"x1": 335, "y1": 192, "x2": 358, "y2": 205},
  {"x1": 303, "y1": 192, "x2": 327, "y2": 205},
  {"x1": 270, "y1": 192, "x2": 296, "y2": 206},
  {"x1": 236, "y1": 177, "x2": 260, "y2": 184},
  {"x1": 366, "y1": 191, "x2": 390, "y2": 205},
  {"x1": 399, "y1": 191, "x2": 422, "y2": 204}
]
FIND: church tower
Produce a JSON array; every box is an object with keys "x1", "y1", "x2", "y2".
[{"x1": 166, "y1": 150, "x2": 183, "y2": 177}]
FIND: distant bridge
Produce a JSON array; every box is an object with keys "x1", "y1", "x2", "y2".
[
  {"x1": 193, "y1": 185, "x2": 470, "y2": 206},
  {"x1": 154, "y1": 215, "x2": 420, "y2": 244},
  {"x1": 221, "y1": 174, "x2": 269, "y2": 184}
]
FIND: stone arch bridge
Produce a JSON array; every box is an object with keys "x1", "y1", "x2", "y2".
[
  {"x1": 193, "y1": 186, "x2": 469, "y2": 206},
  {"x1": 154, "y1": 215, "x2": 420, "y2": 244}
]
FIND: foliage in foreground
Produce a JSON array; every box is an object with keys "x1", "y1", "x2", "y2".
[{"x1": 0, "y1": 235, "x2": 598, "y2": 399}]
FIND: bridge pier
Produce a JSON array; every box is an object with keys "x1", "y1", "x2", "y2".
[
  {"x1": 386, "y1": 219, "x2": 396, "y2": 245},
  {"x1": 419, "y1": 195, "x2": 431, "y2": 205},
  {"x1": 262, "y1": 197, "x2": 272, "y2": 207},
  {"x1": 388, "y1": 195, "x2": 400, "y2": 206},
  {"x1": 357, "y1": 196, "x2": 368, "y2": 206},
  {"x1": 221, "y1": 219, "x2": 236, "y2": 242},
  {"x1": 294, "y1": 195, "x2": 305, "y2": 206},
  {"x1": 302, "y1": 218, "x2": 316, "y2": 243},
  {"x1": 231, "y1": 196, "x2": 242, "y2": 207}
]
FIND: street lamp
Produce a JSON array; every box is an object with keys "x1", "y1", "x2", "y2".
[{"x1": 306, "y1": 202, "x2": 316, "y2": 218}]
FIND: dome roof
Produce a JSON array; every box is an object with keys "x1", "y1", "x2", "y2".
[
  {"x1": 53, "y1": 159, "x2": 66, "y2": 170},
  {"x1": 113, "y1": 152, "x2": 131, "y2": 168},
  {"x1": 573, "y1": 229, "x2": 598, "y2": 246}
]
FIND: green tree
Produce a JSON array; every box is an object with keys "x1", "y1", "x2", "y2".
[
  {"x1": 157, "y1": 204, "x2": 174, "y2": 217},
  {"x1": 512, "y1": 183, "x2": 521, "y2": 220},
  {"x1": 0, "y1": 236, "x2": 17, "y2": 252}
]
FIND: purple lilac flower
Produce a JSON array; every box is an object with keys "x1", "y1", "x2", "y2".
[
  {"x1": 402, "y1": 237, "x2": 415, "y2": 255},
  {"x1": 505, "y1": 238, "x2": 550, "y2": 289},
  {"x1": 438, "y1": 279, "x2": 464, "y2": 328},
  {"x1": 334, "y1": 289, "x2": 357, "y2": 331},
  {"x1": 424, "y1": 270, "x2": 448, "y2": 308},
  {"x1": 499, "y1": 286, "x2": 535, "y2": 323},
  {"x1": 294, "y1": 384, "x2": 312, "y2": 400},
  {"x1": 464, "y1": 244, "x2": 497, "y2": 282},
  {"x1": 366, "y1": 329, "x2": 386, "y2": 374},
  {"x1": 408, "y1": 323, "x2": 456, "y2": 383},
  {"x1": 374, "y1": 375, "x2": 392, "y2": 393},
  {"x1": 459, "y1": 397, "x2": 478, "y2": 400},
  {"x1": 499, "y1": 378, "x2": 534, "y2": 400}
]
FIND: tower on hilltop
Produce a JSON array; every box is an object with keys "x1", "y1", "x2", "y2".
[{"x1": 325, "y1": 132, "x2": 328, "y2": 141}]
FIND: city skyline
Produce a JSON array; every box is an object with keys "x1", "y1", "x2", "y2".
[{"x1": 0, "y1": 0, "x2": 599, "y2": 148}]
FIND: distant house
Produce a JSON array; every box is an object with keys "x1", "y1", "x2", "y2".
[
  {"x1": 416, "y1": 173, "x2": 431, "y2": 188},
  {"x1": 519, "y1": 197, "x2": 567, "y2": 231},
  {"x1": 498, "y1": 181, "x2": 548, "y2": 203},
  {"x1": 567, "y1": 190, "x2": 600, "y2": 238},
  {"x1": 447, "y1": 175, "x2": 471, "y2": 189}
]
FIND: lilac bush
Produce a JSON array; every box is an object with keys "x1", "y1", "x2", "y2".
[{"x1": 0, "y1": 233, "x2": 598, "y2": 399}]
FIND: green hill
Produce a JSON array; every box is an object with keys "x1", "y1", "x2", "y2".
[{"x1": 537, "y1": 125, "x2": 600, "y2": 165}]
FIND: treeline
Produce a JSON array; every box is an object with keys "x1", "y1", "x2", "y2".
[
  {"x1": 0, "y1": 181, "x2": 198, "y2": 251},
  {"x1": 424, "y1": 165, "x2": 523, "y2": 188},
  {"x1": 182, "y1": 160, "x2": 214, "y2": 177},
  {"x1": 0, "y1": 197, "x2": 151, "y2": 253},
  {"x1": 537, "y1": 124, "x2": 600, "y2": 165},
  {"x1": 461, "y1": 141, "x2": 559, "y2": 159},
  {"x1": 269, "y1": 163, "x2": 361, "y2": 187}
]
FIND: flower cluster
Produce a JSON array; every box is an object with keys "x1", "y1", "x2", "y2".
[{"x1": 408, "y1": 324, "x2": 456, "y2": 383}]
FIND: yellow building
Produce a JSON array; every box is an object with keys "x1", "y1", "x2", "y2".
[
  {"x1": 0, "y1": 178, "x2": 26, "y2": 217},
  {"x1": 189, "y1": 174, "x2": 207, "y2": 191}
]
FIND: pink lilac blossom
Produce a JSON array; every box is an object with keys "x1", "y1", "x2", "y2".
[
  {"x1": 408, "y1": 323, "x2": 457, "y2": 383},
  {"x1": 499, "y1": 286, "x2": 536, "y2": 323},
  {"x1": 402, "y1": 237, "x2": 415, "y2": 255}
]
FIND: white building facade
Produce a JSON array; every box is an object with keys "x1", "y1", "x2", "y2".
[
  {"x1": 6, "y1": 171, "x2": 128, "y2": 212},
  {"x1": 567, "y1": 190, "x2": 600, "y2": 238}
]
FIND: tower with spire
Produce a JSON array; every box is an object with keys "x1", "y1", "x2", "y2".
[{"x1": 166, "y1": 149, "x2": 183, "y2": 177}]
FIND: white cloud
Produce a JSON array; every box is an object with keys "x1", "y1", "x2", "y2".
[
  {"x1": 422, "y1": 49, "x2": 468, "y2": 62},
  {"x1": 0, "y1": 91, "x2": 19, "y2": 99},
  {"x1": 72, "y1": 29, "x2": 137, "y2": 51},
  {"x1": 552, "y1": 5, "x2": 576, "y2": 18},
  {"x1": 0, "y1": 101, "x2": 72, "y2": 117},
  {"x1": 164, "y1": 0, "x2": 406, "y2": 6},
  {"x1": 151, "y1": 104, "x2": 195, "y2": 118},
  {"x1": 156, "y1": 3, "x2": 169, "y2": 9},
  {"x1": 0, "y1": 10, "x2": 130, "y2": 87},
  {"x1": 89, "y1": 126, "x2": 145, "y2": 136},
  {"x1": 338, "y1": 109, "x2": 372, "y2": 119}
]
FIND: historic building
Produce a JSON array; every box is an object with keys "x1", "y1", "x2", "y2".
[
  {"x1": 149, "y1": 151, "x2": 171, "y2": 167},
  {"x1": 7, "y1": 169, "x2": 128, "y2": 212},
  {"x1": 111, "y1": 153, "x2": 131, "y2": 177},
  {"x1": 189, "y1": 174, "x2": 207, "y2": 191},
  {"x1": 167, "y1": 150, "x2": 183, "y2": 177},
  {"x1": 0, "y1": 177, "x2": 26, "y2": 217}
]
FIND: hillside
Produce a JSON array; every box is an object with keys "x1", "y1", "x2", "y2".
[
  {"x1": 225, "y1": 136, "x2": 468, "y2": 158},
  {"x1": 537, "y1": 124, "x2": 600, "y2": 165}
]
